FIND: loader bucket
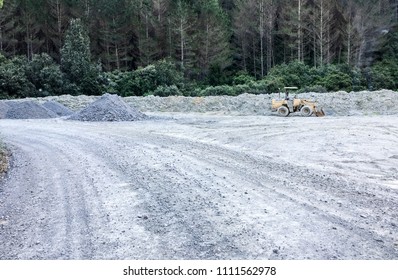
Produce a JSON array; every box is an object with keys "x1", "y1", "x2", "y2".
[{"x1": 315, "y1": 108, "x2": 325, "y2": 117}]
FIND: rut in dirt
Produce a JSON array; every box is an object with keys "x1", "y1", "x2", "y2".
[{"x1": 0, "y1": 118, "x2": 397, "y2": 260}]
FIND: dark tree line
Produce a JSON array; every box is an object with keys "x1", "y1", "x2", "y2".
[{"x1": 1, "y1": 0, "x2": 398, "y2": 98}]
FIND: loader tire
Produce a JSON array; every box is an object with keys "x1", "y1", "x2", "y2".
[
  {"x1": 277, "y1": 106, "x2": 290, "y2": 117},
  {"x1": 300, "y1": 105, "x2": 313, "y2": 117}
]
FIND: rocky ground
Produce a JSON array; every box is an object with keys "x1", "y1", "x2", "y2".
[
  {"x1": 25, "y1": 89, "x2": 398, "y2": 116},
  {"x1": 0, "y1": 90, "x2": 397, "y2": 260}
]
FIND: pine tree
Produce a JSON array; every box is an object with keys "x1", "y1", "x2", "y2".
[
  {"x1": 137, "y1": 0, "x2": 158, "y2": 66},
  {"x1": 60, "y1": 18, "x2": 101, "y2": 95},
  {"x1": 233, "y1": 0, "x2": 259, "y2": 76},
  {"x1": 93, "y1": 0, "x2": 136, "y2": 71},
  {"x1": 169, "y1": 0, "x2": 196, "y2": 72},
  {"x1": 193, "y1": 0, "x2": 232, "y2": 80},
  {"x1": 0, "y1": 0, "x2": 18, "y2": 54}
]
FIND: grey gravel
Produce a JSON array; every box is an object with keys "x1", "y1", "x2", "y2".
[
  {"x1": 0, "y1": 101, "x2": 10, "y2": 119},
  {"x1": 68, "y1": 93, "x2": 147, "y2": 122},
  {"x1": 124, "y1": 90, "x2": 398, "y2": 116},
  {"x1": 2, "y1": 101, "x2": 57, "y2": 119},
  {"x1": 0, "y1": 115, "x2": 397, "y2": 260},
  {"x1": 0, "y1": 90, "x2": 397, "y2": 260},
  {"x1": 42, "y1": 100, "x2": 74, "y2": 117},
  {"x1": 27, "y1": 89, "x2": 397, "y2": 117}
]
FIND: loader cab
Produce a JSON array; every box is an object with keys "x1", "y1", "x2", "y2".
[
  {"x1": 283, "y1": 86, "x2": 298, "y2": 100},
  {"x1": 283, "y1": 87, "x2": 298, "y2": 112}
]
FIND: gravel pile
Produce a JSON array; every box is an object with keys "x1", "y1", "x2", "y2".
[
  {"x1": 124, "y1": 90, "x2": 398, "y2": 116},
  {"x1": 1, "y1": 101, "x2": 57, "y2": 119},
  {"x1": 42, "y1": 95, "x2": 97, "y2": 111},
  {"x1": 0, "y1": 101, "x2": 10, "y2": 118},
  {"x1": 68, "y1": 93, "x2": 147, "y2": 122},
  {"x1": 42, "y1": 100, "x2": 74, "y2": 117},
  {"x1": 3, "y1": 89, "x2": 397, "y2": 118}
]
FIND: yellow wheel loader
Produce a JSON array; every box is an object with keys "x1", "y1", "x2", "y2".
[{"x1": 271, "y1": 87, "x2": 325, "y2": 117}]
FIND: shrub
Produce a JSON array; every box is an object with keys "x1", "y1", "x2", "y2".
[
  {"x1": 179, "y1": 81, "x2": 208, "y2": 96},
  {"x1": 260, "y1": 76, "x2": 285, "y2": 93},
  {"x1": 232, "y1": 72, "x2": 255, "y2": 85},
  {"x1": 0, "y1": 56, "x2": 35, "y2": 98},
  {"x1": 317, "y1": 68, "x2": 353, "y2": 92},
  {"x1": 122, "y1": 60, "x2": 183, "y2": 96},
  {"x1": 369, "y1": 60, "x2": 398, "y2": 90},
  {"x1": 129, "y1": 65, "x2": 158, "y2": 96},
  {"x1": 233, "y1": 84, "x2": 251, "y2": 95},
  {"x1": 26, "y1": 54, "x2": 65, "y2": 96},
  {"x1": 103, "y1": 70, "x2": 132, "y2": 95},
  {"x1": 265, "y1": 60, "x2": 313, "y2": 88},
  {"x1": 153, "y1": 59, "x2": 183, "y2": 87}
]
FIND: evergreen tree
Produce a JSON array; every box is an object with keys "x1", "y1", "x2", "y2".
[
  {"x1": 194, "y1": 0, "x2": 232, "y2": 81},
  {"x1": 60, "y1": 18, "x2": 101, "y2": 95}
]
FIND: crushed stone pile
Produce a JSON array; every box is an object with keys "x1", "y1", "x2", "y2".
[
  {"x1": 68, "y1": 93, "x2": 147, "y2": 122},
  {"x1": 1, "y1": 100, "x2": 57, "y2": 119},
  {"x1": 0, "y1": 101, "x2": 10, "y2": 118},
  {"x1": 42, "y1": 100, "x2": 74, "y2": 117},
  {"x1": 296, "y1": 90, "x2": 398, "y2": 116},
  {"x1": 42, "y1": 95, "x2": 97, "y2": 111},
  {"x1": 124, "y1": 89, "x2": 398, "y2": 116},
  {"x1": 8, "y1": 89, "x2": 397, "y2": 117}
]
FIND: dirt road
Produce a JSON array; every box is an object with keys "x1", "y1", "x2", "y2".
[{"x1": 0, "y1": 114, "x2": 397, "y2": 259}]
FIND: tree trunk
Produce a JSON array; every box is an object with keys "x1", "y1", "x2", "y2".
[
  {"x1": 180, "y1": 18, "x2": 184, "y2": 67},
  {"x1": 259, "y1": 0, "x2": 264, "y2": 77},
  {"x1": 320, "y1": 0, "x2": 324, "y2": 66},
  {"x1": 347, "y1": 8, "x2": 351, "y2": 65},
  {"x1": 298, "y1": 0, "x2": 302, "y2": 62}
]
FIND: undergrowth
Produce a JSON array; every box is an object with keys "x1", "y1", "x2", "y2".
[{"x1": 0, "y1": 141, "x2": 9, "y2": 175}]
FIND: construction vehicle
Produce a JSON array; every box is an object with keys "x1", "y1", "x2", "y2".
[{"x1": 271, "y1": 87, "x2": 325, "y2": 117}]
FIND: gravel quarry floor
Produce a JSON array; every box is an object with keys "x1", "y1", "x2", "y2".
[{"x1": 0, "y1": 113, "x2": 397, "y2": 260}]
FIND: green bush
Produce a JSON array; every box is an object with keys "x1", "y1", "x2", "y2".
[
  {"x1": 260, "y1": 76, "x2": 285, "y2": 93},
  {"x1": 312, "y1": 64, "x2": 367, "y2": 92},
  {"x1": 258, "y1": 61, "x2": 367, "y2": 93},
  {"x1": 102, "y1": 70, "x2": 131, "y2": 95},
  {"x1": 265, "y1": 60, "x2": 313, "y2": 88},
  {"x1": 233, "y1": 84, "x2": 251, "y2": 95},
  {"x1": 121, "y1": 60, "x2": 183, "y2": 96},
  {"x1": 0, "y1": 56, "x2": 35, "y2": 98},
  {"x1": 232, "y1": 72, "x2": 255, "y2": 85},
  {"x1": 153, "y1": 59, "x2": 183, "y2": 87},
  {"x1": 130, "y1": 65, "x2": 158, "y2": 96},
  {"x1": 26, "y1": 54, "x2": 65, "y2": 96},
  {"x1": 318, "y1": 72, "x2": 352, "y2": 92},
  {"x1": 369, "y1": 60, "x2": 398, "y2": 90}
]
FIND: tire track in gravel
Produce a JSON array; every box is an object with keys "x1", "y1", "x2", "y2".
[
  {"x1": 0, "y1": 121, "x2": 154, "y2": 259},
  {"x1": 86, "y1": 124, "x2": 398, "y2": 259},
  {"x1": 0, "y1": 118, "x2": 397, "y2": 260},
  {"x1": 137, "y1": 135, "x2": 397, "y2": 259},
  {"x1": 0, "y1": 134, "x2": 104, "y2": 259}
]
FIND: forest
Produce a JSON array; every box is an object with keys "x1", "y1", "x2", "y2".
[{"x1": 1, "y1": 0, "x2": 398, "y2": 98}]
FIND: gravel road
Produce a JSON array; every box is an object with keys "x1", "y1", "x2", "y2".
[{"x1": 0, "y1": 114, "x2": 397, "y2": 260}]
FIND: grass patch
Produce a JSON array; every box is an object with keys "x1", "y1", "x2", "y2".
[{"x1": 0, "y1": 142, "x2": 9, "y2": 175}]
